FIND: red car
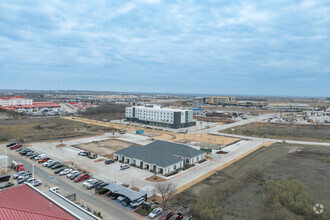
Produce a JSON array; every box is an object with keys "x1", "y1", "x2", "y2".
[
  {"x1": 10, "y1": 144, "x2": 22, "y2": 150},
  {"x1": 159, "y1": 211, "x2": 173, "y2": 220},
  {"x1": 38, "y1": 158, "x2": 50, "y2": 163},
  {"x1": 74, "y1": 174, "x2": 90, "y2": 182},
  {"x1": 169, "y1": 213, "x2": 183, "y2": 220}
]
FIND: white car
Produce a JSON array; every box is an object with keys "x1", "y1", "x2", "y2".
[
  {"x1": 148, "y1": 207, "x2": 162, "y2": 219},
  {"x1": 67, "y1": 170, "x2": 79, "y2": 178},
  {"x1": 49, "y1": 186, "x2": 60, "y2": 193},
  {"x1": 120, "y1": 164, "x2": 130, "y2": 170},
  {"x1": 83, "y1": 179, "x2": 98, "y2": 188},
  {"x1": 43, "y1": 160, "x2": 53, "y2": 167},
  {"x1": 59, "y1": 169, "x2": 72, "y2": 176},
  {"x1": 27, "y1": 179, "x2": 42, "y2": 187},
  {"x1": 130, "y1": 197, "x2": 144, "y2": 208}
]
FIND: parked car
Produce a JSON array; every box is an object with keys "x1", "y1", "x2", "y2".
[
  {"x1": 20, "y1": 149, "x2": 32, "y2": 155},
  {"x1": 30, "y1": 179, "x2": 42, "y2": 187},
  {"x1": 10, "y1": 144, "x2": 22, "y2": 150},
  {"x1": 17, "y1": 173, "x2": 32, "y2": 181},
  {"x1": 49, "y1": 186, "x2": 60, "y2": 193},
  {"x1": 6, "y1": 142, "x2": 16, "y2": 147},
  {"x1": 78, "y1": 151, "x2": 88, "y2": 156},
  {"x1": 130, "y1": 197, "x2": 144, "y2": 208},
  {"x1": 26, "y1": 151, "x2": 35, "y2": 156},
  {"x1": 54, "y1": 167, "x2": 65, "y2": 174},
  {"x1": 24, "y1": 178, "x2": 37, "y2": 184},
  {"x1": 51, "y1": 163, "x2": 63, "y2": 170},
  {"x1": 169, "y1": 213, "x2": 183, "y2": 220},
  {"x1": 59, "y1": 169, "x2": 72, "y2": 176},
  {"x1": 13, "y1": 171, "x2": 30, "y2": 179},
  {"x1": 70, "y1": 172, "x2": 81, "y2": 180},
  {"x1": 34, "y1": 154, "x2": 47, "y2": 160},
  {"x1": 43, "y1": 160, "x2": 53, "y2": 167},
  {"x1": 0, "y1": 182, "x2": 14, "y2": 189},
  {"x1": 29, "y1": 153, "x2": 40, "y2": 159},
  {"x1": 110, "y1": 193, "x2": 119, "y2": 200},
  {"x1": 83, "y1": 179, "x2": 98, "y2": 189},
  {"x1": 16, "y1": 147, "x2": 26, "y2": 152},
  {"x1": 18, "y1": 176, "x2": 31, "y2": 184},
  {"x1": 159, "y1": 211, "x2": 174, "y2": 220},
  {"x1": 148, "y1": 207, "x2": 162, "y2": 219},
  {"x1": 38, "y1": 158, "x2": 50, "y2": 163},
  {"x1": 181, "y1": 217, "x2": 191, "y2": 220},
  {"x1": 104, "y1": 159, "x2": 115, "y2": 165},
  {"x1": 67, "y1": 170, "x2": 79, "y2": 178},
  {"x1": 120, "y1": 164, "x2": 130, "y2": 170},
  {"x1": 47, "y1": 161, "x2": 59, "y2": 168},
  {"x1": 95, "y1": 182, "x2": 108, "y2": 190},
  {"x1": 74, "y1": 174, "x2": 90, "y2": 182},
  {"x1": 121, "y1": 197, "x2": 131, "y2": 207}
]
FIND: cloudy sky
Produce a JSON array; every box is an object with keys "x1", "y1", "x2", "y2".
[{"x1": 0, "y1": 0, "x2": 329, "y2": 96}]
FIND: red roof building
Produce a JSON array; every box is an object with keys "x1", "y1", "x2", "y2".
[
  {"x1": 0, "y1": 96, "x2": 60, "y2": 110},
  {"x1": 0, "y1": 185, "x2": 76, "y2": 220}
]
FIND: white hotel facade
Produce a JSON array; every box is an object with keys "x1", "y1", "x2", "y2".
[{"x1": 125, "y1": 105, "x2": 196, "y2": 128}]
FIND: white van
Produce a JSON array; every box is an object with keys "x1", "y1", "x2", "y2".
[{"x1": 49, "y1": 186, "x2": 60, "y2": 193}]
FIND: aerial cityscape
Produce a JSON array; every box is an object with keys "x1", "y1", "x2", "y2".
[{"x1": 0, "y1": 1, "x2": 329, "y2": 220}]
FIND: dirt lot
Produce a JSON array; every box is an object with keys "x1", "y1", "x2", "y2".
[
  {"x1": 169, "y1": 143, "x2": 330, "y2": 219},
  {"x1": 194, "y1": 116, "x2": 234, "y2": 124},
  {"x1": 63, "y1": 117, "x2": 240, "y2": 146},
  {"x1": 224, "y1": 122, "x2": 330, "y2": 142},
  {"x1": 0, "y1": 117, "x2": 114, "y2": 143},
  {"x1": 72, "y1": 138, "x2": 135, "y2": 156}
]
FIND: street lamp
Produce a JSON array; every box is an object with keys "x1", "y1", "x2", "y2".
[{"x1": 32, "y1": 164, "x2": 35, "y2": 186}]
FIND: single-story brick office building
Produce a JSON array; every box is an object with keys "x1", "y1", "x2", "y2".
[{"x1": 114, "y1": 140, "x2": 206, "y2": 176}]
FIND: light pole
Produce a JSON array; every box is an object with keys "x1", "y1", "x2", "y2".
[
  {"x1": 32, "y1": 164, "x2": 35, "y2": 186},
  {"x1": 5, "y1": 146, "x2": 7, "y2": 173}
]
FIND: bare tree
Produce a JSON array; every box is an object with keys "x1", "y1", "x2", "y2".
[{"x1": 155, "y1": 182, "x2": 176, "y2": 206}]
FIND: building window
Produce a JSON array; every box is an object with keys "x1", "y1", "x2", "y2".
[{"x1": 174, "y1": 165, "x2": 177, "y2": 170}]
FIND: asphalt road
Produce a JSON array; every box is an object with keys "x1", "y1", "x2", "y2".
[{"x1": 2, "y1": 145, "x2": 142, "y2": 220}]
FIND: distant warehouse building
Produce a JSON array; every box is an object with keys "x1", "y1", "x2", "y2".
[
  {"x1": 114, "y1": 140, "x2": 205, "y2": 176},
  {"x1": 125, "y1": 105, "x2": 196, "y2": 128}
]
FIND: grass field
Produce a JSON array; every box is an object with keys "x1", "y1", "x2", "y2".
[
  {"x1": 223, "y1": 122, "x2": 330, "y2": 142},
  {"x1": 0, "y1": 117, "x2": 113, "y2": 143},
  {"x1": 169, "y1": 143, "x2": 330, "y2": 220}
]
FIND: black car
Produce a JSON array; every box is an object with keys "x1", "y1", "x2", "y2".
[
  {"x1": 0, "y1": 182, "x2": 14, "y2": 189},
  {"x1": 54, "y1": 167, "x2": 65, "y2": 174},
  {"x1": 51, "y1": 163, "x2": 63, "y2": 170},
  {"x1": 95, "y1": 182, "x2": 109, "y2": 190},
  {"x1": 70, "y1": 172, "x2": 80, "y2": 180},
  {"x1": 6, "y1": 143, "x2": 16, "y2": 147},
  {"x1": 110, "y1": 194, "x2": 119, "y2": 200},
  {"x1": 20, "y1": 149, "x2": 32, "y2": 155},
  {"x1": 104, "y1": 159, "x2": 115, "y2": 165},
  {"x1": 47, "y1": 161, "x2": 59, "y2": 168}
]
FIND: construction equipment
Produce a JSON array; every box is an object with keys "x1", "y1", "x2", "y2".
[{"x1": 11, "y1": 160, "x2": 25, "y2": 171}]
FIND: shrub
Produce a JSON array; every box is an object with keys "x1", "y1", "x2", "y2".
[{"x1": 97, "y1": 188, "x2": 109, "y2": 194}]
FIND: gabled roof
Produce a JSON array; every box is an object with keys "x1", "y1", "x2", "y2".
[
  {"x1": 115, "y1": 140, "x2": 204, "y2": 167},
  {"x1": 0, "y1": 185, "x2": 75, "y2": 220},
  {"x1": 0, "y1": 205, "x2": 70, "y2": 220}
]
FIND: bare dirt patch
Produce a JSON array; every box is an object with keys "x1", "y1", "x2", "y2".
[
  {"x1": 146, "y1": 175, "x2": 167, "y2": 182},
  {"x1": 72, "y1": 139, "x2": 134, "y2": 156}
]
